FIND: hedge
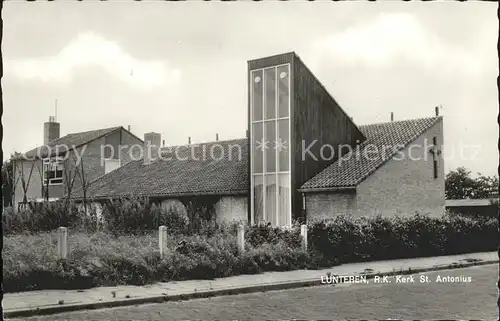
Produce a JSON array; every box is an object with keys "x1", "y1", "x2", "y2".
[
  {"x1": 308, "y1": 213, "x2": 497, "y2": 264},
  {"x1": 3, "y1": 231, "x2": 313, "y2": 292},
  {"x1": 3, "y1": 210, "x2": 496, "y2": 293}
]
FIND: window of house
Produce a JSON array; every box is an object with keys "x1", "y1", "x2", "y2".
[
  {"x1": 43, "y1": 157, "x2": 64, "y2": 185},
  {"x1": 432, "y1": 136, "x2": 438, "y2": 179},
  {"x1": 250, "y1": 64, "x2": 291, "y2": 227}
]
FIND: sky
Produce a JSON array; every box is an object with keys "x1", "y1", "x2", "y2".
[{"x1": 3, "y1": 1, "x2": 498, "y2": 177}]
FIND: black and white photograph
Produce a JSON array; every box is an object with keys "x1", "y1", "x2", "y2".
[{"x1": 1, "y1": 1, "x2": 499, "y2": 320}]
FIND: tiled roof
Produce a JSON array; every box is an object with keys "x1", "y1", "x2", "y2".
[
  {"x1": 20, "y1": 127, "x2": 122, "y2": 159},
  {"x1": 72, "y1": 138, "x2": 249, "y2": 199},
  {"x1": 300, "y1": 117, "x2": 442, "y2": 190},
  {"x1": 76, "y1": 117, "x2": 441, "y2": 199}
]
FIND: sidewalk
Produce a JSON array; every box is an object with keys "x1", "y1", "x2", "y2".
[{"x1": 3, "y1": 251, "x2": 498, "y2": 318}]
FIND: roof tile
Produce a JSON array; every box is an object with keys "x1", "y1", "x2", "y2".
[
  {"x1": 301, "y1": 117, "x2": 442, "y2": 190},
  {"x1": 73, "y1": 138, "x2": 249, "y2": 199},
  {"x1": 76, "y1": 117, "x2": 441, "y2": 199}
]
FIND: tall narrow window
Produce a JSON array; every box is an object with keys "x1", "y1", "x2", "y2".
[
  {"x1": 250, "y1": 64, "x2": 291, "y2": 227},
  {"x1": 253, "y1": 70, "x2": 263, "y2": 121},
  {"x1": 432, "y1": 136, "x2": 438, "y2": 179},
  {"x1": 264, "y1": 68, "x2": 276, "y2": 120},
  {"x1": 277, "y1": 65, "x2": 289, "y2": 118},
  {"x1": 264, "y1": 121, "x2": 276, "y2": 172},
  {"x1": 253, "y1": 175, "x2": 264, "y2": 224},
  {"x1": 252, "y1": 122, "x2": 263, "y2": 174}
]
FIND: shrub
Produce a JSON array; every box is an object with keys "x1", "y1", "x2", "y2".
[
  {"x1": 2, "y1": 201, "x2": 91, "y2": 234},
  {"x1": 101, "y1": 197, "x2": 153, "y2": 235},
  {"x1": 100, "y1": 198, "x2": 217, "y2": 236},
  {"x1": 308, "y1": 213, "x2": 497, "y2": 264},
  {"x1": 245, "y1": 223, "x2": 302, "y2": 248},
  {"x1": 243, "y1": 241, "x2": 309, "y2": 272},
  {"x1": 184, "y1": 200, "x2": 217, "y2": 235},
  {"x1": 3, "y1": 211, "x2": 496, "y2": 293},
  {"x1": 3, "y1": 229, "x2": 310, "y2": 292},
  {"x1": 150, "y1": 202, "x2": 190, "y2": 235}
]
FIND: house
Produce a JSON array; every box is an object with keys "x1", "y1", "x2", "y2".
[
  {"x1": 445, "y1": 198, "x2": 498, "y2": 218},
  {"x1": 11, "y1": 120, "x2": 144, "y2": 211},
  {"x1": 71, "y1": 52, "x2": 446, "y2": 226}
]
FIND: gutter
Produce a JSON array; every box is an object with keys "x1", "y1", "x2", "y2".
[
  {"x1": 70, "y1": 190, "x2": 249, "y2": 202},
  {"x1": 298, "y1": 186, "x2": 356, "y2": 193}
]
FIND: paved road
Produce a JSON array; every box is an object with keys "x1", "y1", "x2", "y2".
[{"x1": 12, "y1": 265, "x2": 499, "y2": 320}]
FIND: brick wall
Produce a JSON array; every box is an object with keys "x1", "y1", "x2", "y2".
[
  {"x1": 119, "y1": 129, "x2": 144, "y2": 165},
  {"x1": 72, "y1": 128, "x2": 143, "y2": 191},
  {"x1": 13, "y1": 128, "x2": 144, "y2": 210},
  {"x1": 305, "y1": 120, "x2": 445, "y2": 219},
  {"x1": 71, "y1": 136, "x2": 106, "y2": 190},
  {"x1": 355, "y1": 119, "x2": 445, "y2": 217},
  {"x1": 305, "y1": 192, "x2": 355, "y2": 221}
]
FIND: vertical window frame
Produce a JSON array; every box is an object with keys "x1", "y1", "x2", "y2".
[
  {"x1": 432, "y1": 136, "x2": 438, "y2": 179},
  {"x1": 250, "y1": 63, "x2": 291, "y2": 227}
]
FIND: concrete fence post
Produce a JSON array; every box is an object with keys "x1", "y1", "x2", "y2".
[
  {"x1": 300, "y1": 224, "x2": 308, "y2": 251},
  {"x1": 237, "y1": 224, "x2": 245, "y2": 255},
  {"x1": 57, "y1": 227, "x2": 68, "y2": 260},
  {"x1": 159, "y1": 225, "x2": 168, "y2": 259}
]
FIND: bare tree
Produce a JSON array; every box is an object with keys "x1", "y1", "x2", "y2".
[
  {"x1": 75, "y1": 157, "x2": 90, "y2": 215},
  {"x1": 62, "y1": 154, "x2": 80, "y2": 211},
  {"x1": 17, "y1": 160, "x2": 36, "y2": 209},
  {"x1": 34, "y1": 161, "x2": 50, "y2": 202},
  {"x1": 3, "y1": 156, "x2": 21, "y2": 208}
]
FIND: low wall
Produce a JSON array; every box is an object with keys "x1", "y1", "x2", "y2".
[{"x1": 446, "y1": 205, "x2": 498, "y2": 218}]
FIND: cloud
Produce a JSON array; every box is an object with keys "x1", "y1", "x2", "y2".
[
  {"x1": 310, "y1": 13, "x2": 484, "y2": 77},
  {"x1": 4, "y1": 32, "x2": 181, "y2": 89}
]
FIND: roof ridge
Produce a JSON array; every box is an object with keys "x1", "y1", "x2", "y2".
[
  {"x1": 19, "y1": 126, "x2": 123, "y2": 160},
  {"x1": 63, "y1": 126, "x2": 121, "y2": 136},
  {"x1": 161, "y1": 137, "x2": 247, "y2": 150},
  {"x1": 359, "y1": 116, "x2": 441, "y2": 128}
]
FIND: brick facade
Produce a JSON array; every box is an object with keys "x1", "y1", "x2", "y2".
[
  {"x1": 59, "y1": 129, "x2": 144, "y2": 198},
  {"x1": 306, "y1": 192, "x2": 356, "y2": 221},
  {"x1": 305, "y1": 120, "x2": 445, "y2": 220},
  {"x1": 12, "y1": 128, "x2": 143, "y2": 211}
]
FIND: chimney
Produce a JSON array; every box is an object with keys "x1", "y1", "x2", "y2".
[
  {"x1": 188, "y1": 137, "x2": 191, "y2": 145},
  {"x1": 44, "y1": 116, "x2": 60, "y2": 145},
  {"x1": 127, "y1": 125, "x2": 131, "y2": 132},
  {"x1": 216, "y1": 133, "x2": 219, "y2": 141},
  {"x1": 390, "y1": 112, "x2": 394, "y2": 122},
  {"x1": 144, "y1": 132, "x2": 161, "y2": 165},
  {"x1": 435, "y1": 106, "x2": 439, "y2": 116}
]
